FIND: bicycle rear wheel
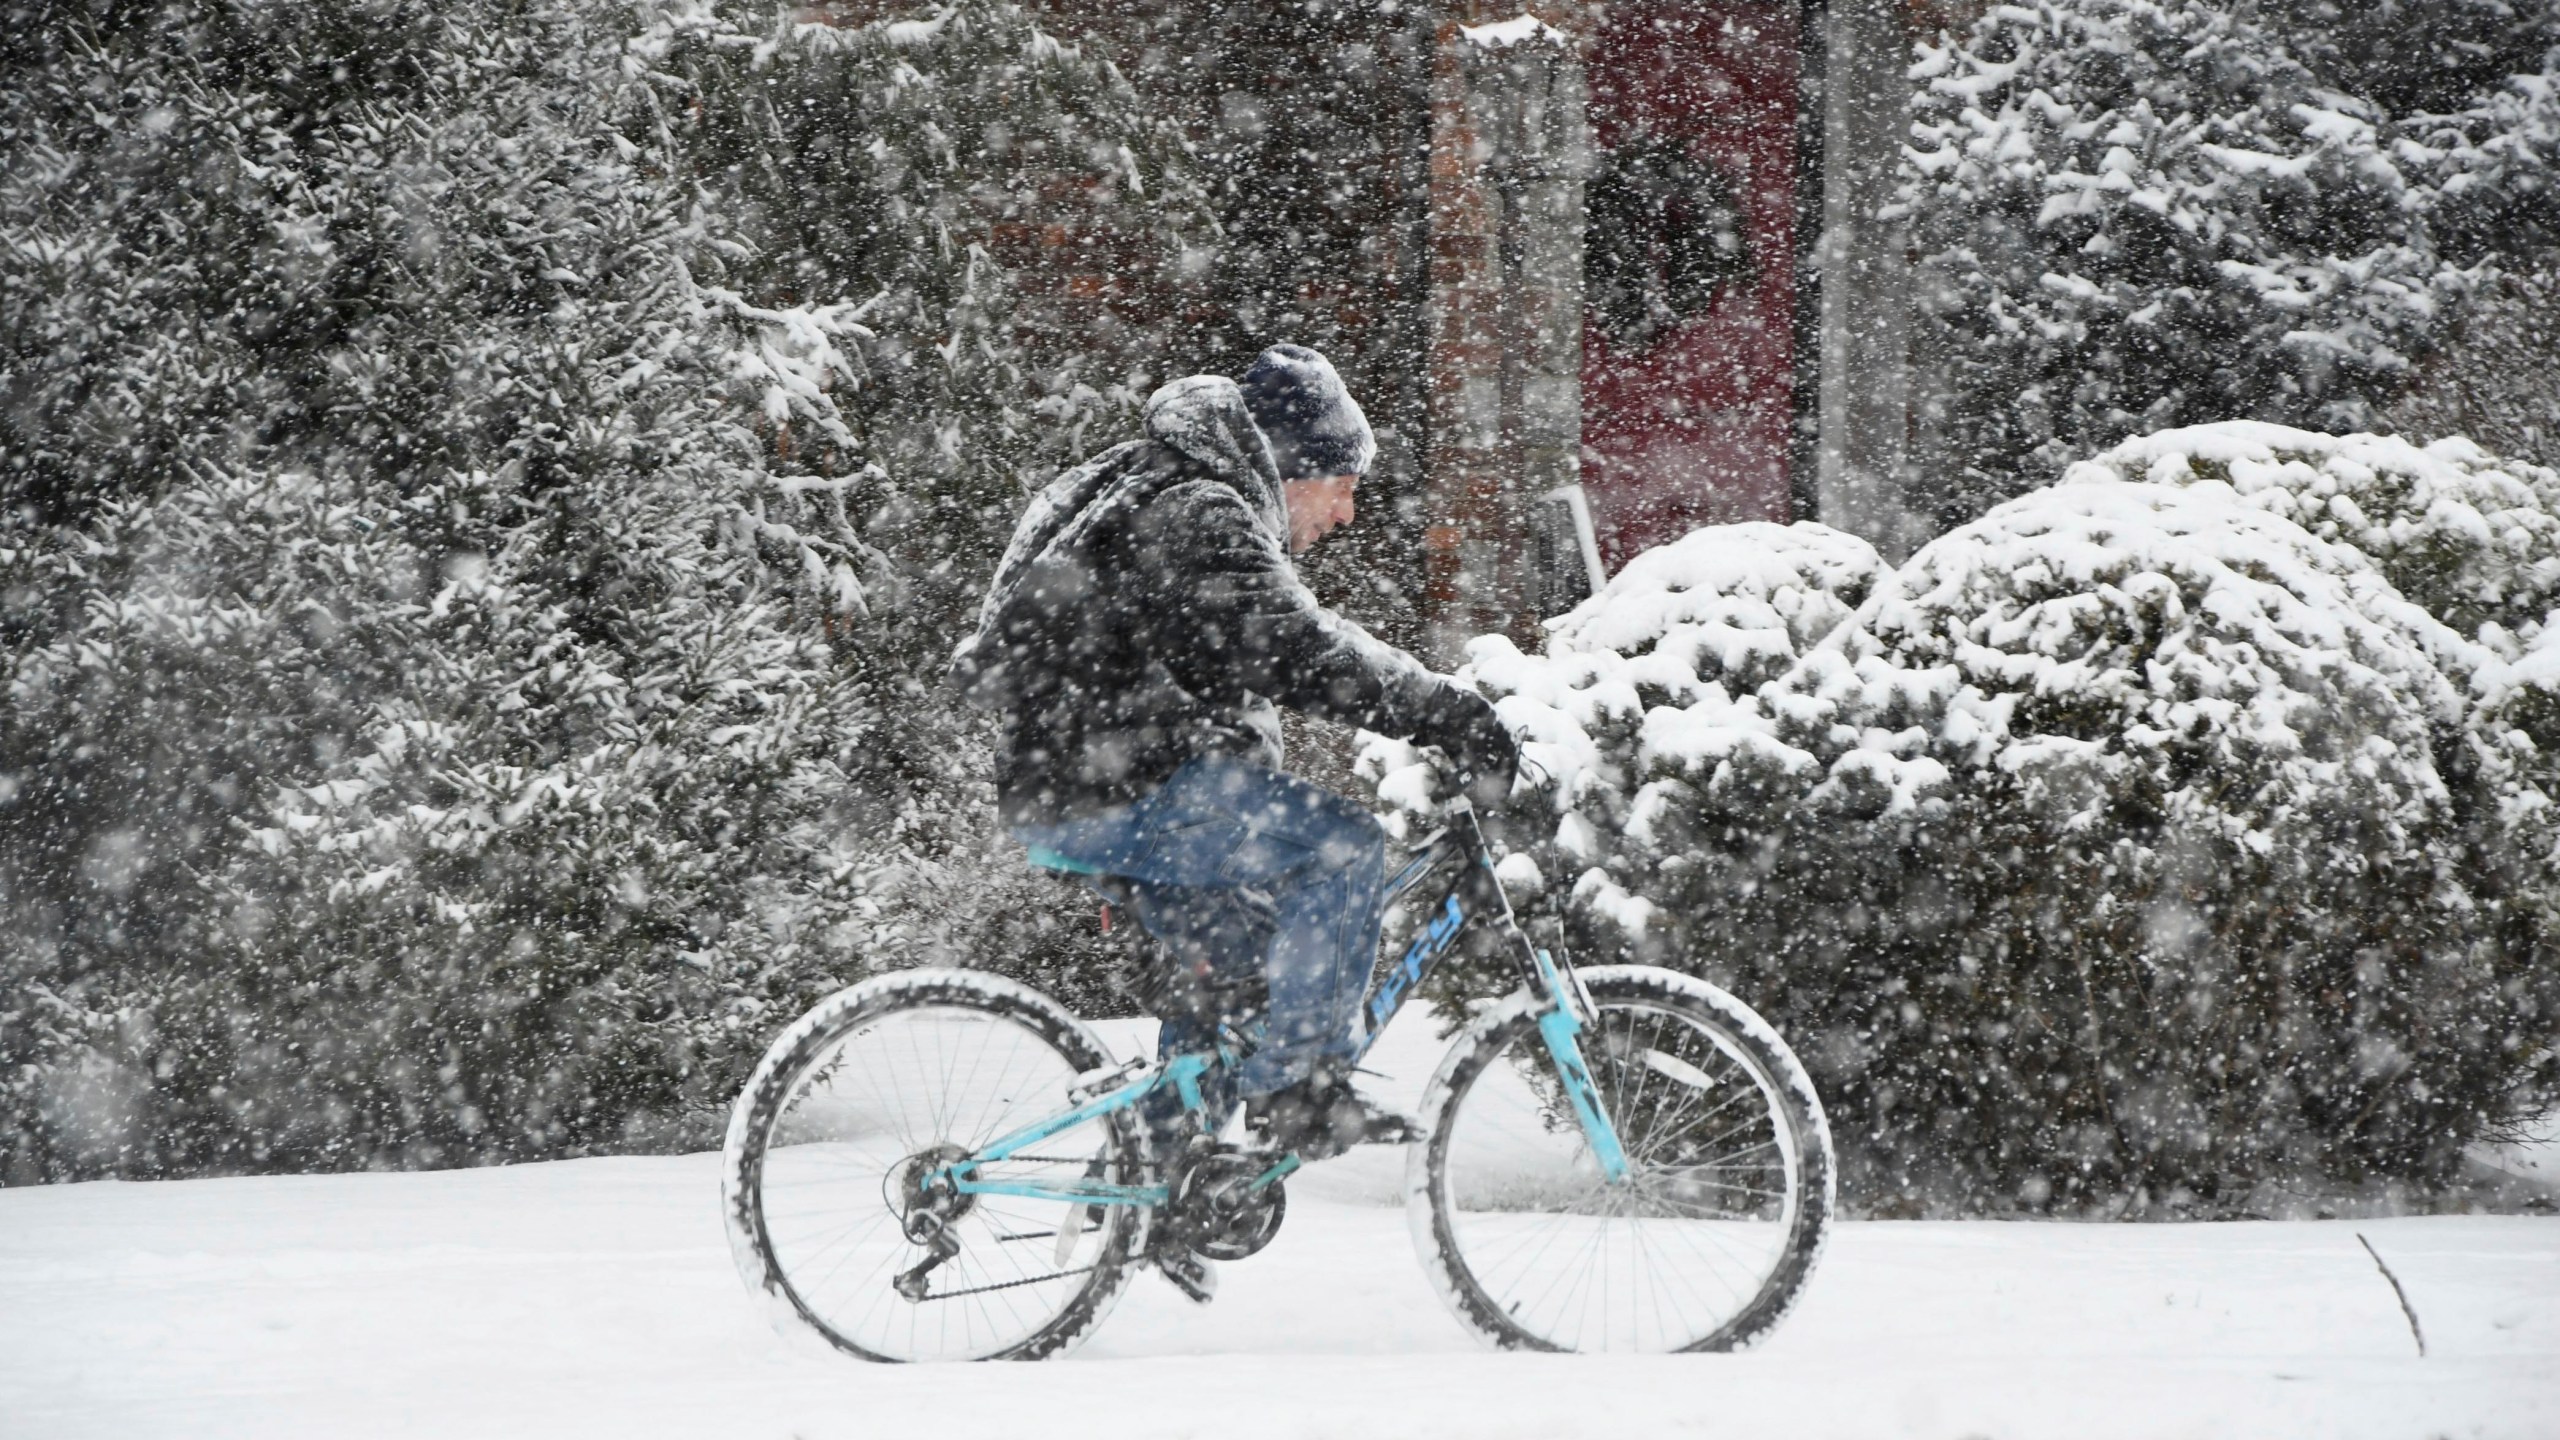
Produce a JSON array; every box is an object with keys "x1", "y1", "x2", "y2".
[
  {"x1": 1408, "y1": 965, "x2": 1833, "y2": 1353},
  {"x1": 722, "y1": 970, "x2": 1149, "y2": 1362}
]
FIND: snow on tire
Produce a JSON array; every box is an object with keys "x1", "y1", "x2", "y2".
[
  {"x1": 1406, "y1": 964, "x2": 1834, "y2": 1353},
  {"x1": 721, "y1": 968, "x2": 1148, "y2": 1362}
]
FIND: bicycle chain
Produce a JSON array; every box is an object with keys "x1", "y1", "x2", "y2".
[{"x1": 904, "y1": 1261, "x2": 1102, "y2": 1303}]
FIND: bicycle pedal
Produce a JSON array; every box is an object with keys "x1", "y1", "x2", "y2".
[
  {"x1": 1355, "y1": 1112, "x2": 1421, "y2": 1147},
  {"x1": 1152, "y1": 1248, "x2": 1218, "y2": 1305}
]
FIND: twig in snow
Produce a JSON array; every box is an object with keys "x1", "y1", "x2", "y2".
[{"x1": 2356, "y1": 1231, "x2": 2426, "y2": 1357}]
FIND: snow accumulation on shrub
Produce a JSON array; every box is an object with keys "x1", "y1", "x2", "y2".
[
  {"x1": 2086, "y1": 424, "x2": 2560, "y2": 842},
  {"x1": 0, "y1": 0, "x2": 1176, "y2": 1181},
  {"x1": 0, "y1": 0, "x2": 897, "y2": 1180},
  {"x1": 1365, "y1": 423, "x2": 2560, "y2": 1214},
  {"x1": 1899, "y1": 0, "x2": 2560, "y2": 528}
]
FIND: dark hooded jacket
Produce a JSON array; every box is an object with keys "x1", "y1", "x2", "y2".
[{"x1": 952, "y1": 376, "x2": 1483, "y2": 824}]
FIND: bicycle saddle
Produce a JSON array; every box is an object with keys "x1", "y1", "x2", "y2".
[
  {"x1": 1026, "y1": 846, "x2": 1144, "y2": 917},
  {"x1": 1025, "y1": 844, "x2": 1106, "y2": 878}
]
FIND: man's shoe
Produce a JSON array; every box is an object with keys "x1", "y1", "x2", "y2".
[
  {"x1": 1248, "y1": 1077, "x2": 1419, "y2": 1161},
  {"x1": 1354, "y1": 1101, "x2": 1421, "y2": 1147}
]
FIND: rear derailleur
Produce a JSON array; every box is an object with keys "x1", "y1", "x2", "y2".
[{"x1": 890, "y1": 1144, "x2": 973, "y2": 1302}]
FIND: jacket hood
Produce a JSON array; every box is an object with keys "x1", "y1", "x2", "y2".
[
  {"x1": 953, "y1": 375, "x2": 1288, "y2": 686},
  {"x1": 1146, "y1": 375, "x2": 1286, "y2": 540}
]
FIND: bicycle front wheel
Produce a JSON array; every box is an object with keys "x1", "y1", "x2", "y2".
[
  {"x1": 1408, "y1": 965, "x2": 1833, "y2": 1353},
  {"x1": 722, "y1": 970, "x2": 1149, "y2": 1362}
]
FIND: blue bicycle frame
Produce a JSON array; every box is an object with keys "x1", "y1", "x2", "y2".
[{"x1": 938, "y1": 799, "x2": 1629, "y2": 1207}]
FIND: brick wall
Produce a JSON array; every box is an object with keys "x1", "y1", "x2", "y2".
[
  {"x1": 803, "y1": 3, "x2": 1894, "y2": 651},
  {"x1": 1422, "y1": 15, "x2": 1590, "y2": 657}
]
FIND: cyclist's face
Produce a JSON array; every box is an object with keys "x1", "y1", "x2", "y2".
[{"x1": 1282, "y1": 474, "x2": 1358, "y2": 554}]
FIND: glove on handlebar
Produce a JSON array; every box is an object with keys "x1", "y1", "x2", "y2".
[{"x1": 1418, "y1": 684, "x2": 1519, "y2": 808}]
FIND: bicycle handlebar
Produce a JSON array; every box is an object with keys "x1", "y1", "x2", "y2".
[{"x1": 1419, "y1": 734, "x2": 1545, "y2": 815}]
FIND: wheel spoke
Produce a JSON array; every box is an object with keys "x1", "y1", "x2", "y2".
[
  {"x1": 732, "y1": 985, "x2": 1142, "y2": 1362},
  {"x1": 1420, "y1": 983, "x2": 1827, "y2": 1354}
]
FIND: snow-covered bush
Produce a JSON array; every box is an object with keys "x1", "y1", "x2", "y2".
[
  {"x1": 0, "y1": 0, "x2": 1171, "y2": 1179},
  {"x1": 0, "y1": 0, "x2": 887, "y2": 1177},
  {"x1": 2095, "y1": 425, "x2": 2560, "y2": 1029},
  {"x1": 1362, "y1": 520, "x2": 1889, "y2": 937},
  {"x1": 647, "y1": 0, "x2": 1214, "y2": 663},
  {"x1": 2387, "y1": 264, "x2": 2560, "y2": 476},
  {"x1": 1368, "y1": 428, "x2": 2560, "y2": 1211},
  {"x1": 2077, "y1": 422, "x2": 2560, "y2": 652},
  {"x1": 1899, "y1": 0, "x2": 2560, "y2": 526},
  {"x1": 2084, "y1": 424, "x2": 2560, "y2": 802}
]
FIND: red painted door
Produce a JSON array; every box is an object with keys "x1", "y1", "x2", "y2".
[{"x1": 1583, "y1": 1, "x2": 1800, "y2": 568}]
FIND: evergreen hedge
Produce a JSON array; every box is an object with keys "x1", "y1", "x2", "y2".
[{"x1": 1368, "y1": 425, "x2": 2560, "y2": 1213}]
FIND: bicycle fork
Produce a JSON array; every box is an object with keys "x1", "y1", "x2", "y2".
[{"x1": 1531, "y1": 946, "x2": 1631, "y2": 1183}]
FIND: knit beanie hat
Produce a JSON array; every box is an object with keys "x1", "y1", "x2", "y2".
[{"x1": 1237, "y1": 343, "x2": 1377, "y2": 480}]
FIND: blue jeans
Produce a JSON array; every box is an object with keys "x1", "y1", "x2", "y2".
[{"x1": 1012, "y1": 756, "x2": 1389, "y2": 1098}]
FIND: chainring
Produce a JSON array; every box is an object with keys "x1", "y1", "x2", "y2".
[{"x1": 1165, "y1": 1148, "x2": 1288, "y2": 1262}]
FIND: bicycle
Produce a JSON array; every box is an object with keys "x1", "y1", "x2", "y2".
[{"x1": 721, "y1": 790, "x2": 1834, "y2": 1360}]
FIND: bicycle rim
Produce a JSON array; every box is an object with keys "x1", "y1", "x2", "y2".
[
  {"x1": 1421, "y1": 987, "x2": 1814, "y2": 1352},
  {"x1": 746, "y1": 998, "x2": 1141, "y2": 1361}
]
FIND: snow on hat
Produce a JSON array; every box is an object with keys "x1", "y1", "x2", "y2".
[{"x1": 1237, "y1": 343, "x2": 1376, "y2": 480}]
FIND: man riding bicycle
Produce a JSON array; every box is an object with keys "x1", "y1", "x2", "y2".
[
  {"x1": 951, "y1": 346, "x2": 1520, "y2": 1254},
  {"x1": 726, "y1": 369, "x2": 1828, "y2": 1340}
]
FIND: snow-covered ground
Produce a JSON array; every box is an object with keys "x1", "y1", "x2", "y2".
[{"x1": 4, "y1": 1015, "x2": 2555, "y2": 1439}]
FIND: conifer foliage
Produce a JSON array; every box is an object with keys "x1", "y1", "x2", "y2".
[
  {"x1": 1900, "y1": 0, "x2": 2560, "y2": 529},
  {"x1": 636, "y1": 0, "x2": 1219, "y2": 1021},
  {"x1": 1367, "y1": 428, "x2": 2560, "y2": 1212},
  {"x1": 0, "y1": 0, "x2": 1201, "y2": 1180},
  {"x1": 644, "y1": 0, "x2": 1214, "y2": 663}
]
